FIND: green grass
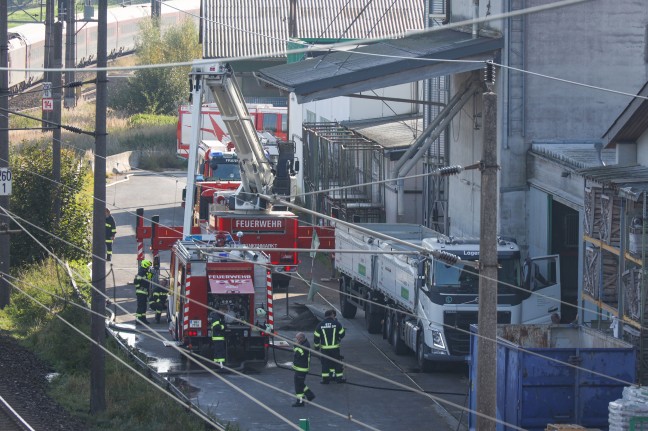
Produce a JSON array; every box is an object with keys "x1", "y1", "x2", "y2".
[
  {"x1": 10, "y1": 104, "x2": 187, "y2": 170},
  {"x1": 0, "y1": 258, "x2": 223, "y2": 431}
]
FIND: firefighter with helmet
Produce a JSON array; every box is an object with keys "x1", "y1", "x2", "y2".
[{"x1": 134, "y1": 259, "x2": 153, "y2": 324}]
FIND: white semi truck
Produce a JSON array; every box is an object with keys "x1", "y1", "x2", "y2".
[{"x1": 334, "y1": 223, "x2": 561, "y2": 371}]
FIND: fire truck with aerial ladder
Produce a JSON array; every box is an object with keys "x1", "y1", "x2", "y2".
[
  {"x1": 135, "y1": 62, "x2": 309, "y2": 369},
  {"x1": 182, "y1": 64, "x2": 334, "y2": 290},
  {"x1": 175, "y1": 78, "x2": 286, "y2": 223}
]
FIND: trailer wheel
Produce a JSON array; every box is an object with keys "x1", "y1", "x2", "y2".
[
  {"x1": 417, "y1": 336, "x2": 434, "y2": 372},
  {"x1": 364, "y1": 301, "x2": 383, "y2": 334},
  {"x1": 384, "y1": 311, "x2": 393, "y2": 340},
  {"x1": 390, "y1": 315, "x2": 407, "y2": 355},
  {"x1": 339, "y1": 276, "x2": 357, "y2": 319}
]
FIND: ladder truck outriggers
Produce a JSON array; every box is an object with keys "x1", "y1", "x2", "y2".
[{"x1": 334, "y1": 223, "x2": 562, "y2": 371}]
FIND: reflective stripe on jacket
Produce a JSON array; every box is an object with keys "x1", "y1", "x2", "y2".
[
  {"x1": 314, "y1": 318, "x2": 345, "y2": 349},
  {"x1": 211, "y1": 320, "x2": 225, "y2": 341},
  {"x1": 293, "y1": 339, "x2": 311, "y2": 372}
]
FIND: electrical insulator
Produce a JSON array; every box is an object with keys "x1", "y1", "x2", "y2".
[
  {"x1": 438, "y1": 165, "x2": 463, "y2": 176},
  {"x1": 484, "y1": 61, "x2": 495, "y2": 85},
  {"x1": 437, "y1": 251, "x2": 460, "y2": 266}
]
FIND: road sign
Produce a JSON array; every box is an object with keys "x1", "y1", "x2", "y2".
[
  {"x1": 42, "y1": 81, "x2": 52, "y2": 98},
  {"x1": 0, "y1": 168, "x2": 12, "y2": 196},
  {"x1": 42, "y1": 98, "x2": 54, "y2": 112}
]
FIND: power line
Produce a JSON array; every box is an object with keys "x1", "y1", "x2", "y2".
[
  {"x1": 0, "y1": 208, "x2": 418, "y2": 430},
  {"x1": 0, "y1": 0, "x2": 593, "y2": 74},
  {"x1": 0, "y1": 144, "x2": 638, "y2": 341},
  {"x1": 3, "y1": 192, "x2": 638, "y2": 390},
  {"x1": 1, "y1": 196, "x2": 638, "y2": 430},
  {"x1": 0, "y1": 274, "x2": 228, "y2": 431},
  {"x1": 0, "y1": 152, "x2": 637, "y2": 335}
]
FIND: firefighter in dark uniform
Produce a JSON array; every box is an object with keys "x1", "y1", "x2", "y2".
[
  {"x1": 292, "y1": 332, "x2": 315, "y2": 407},
  {"x1": 105, "y1": 208, "x2": 116, "y2": 261},
  {"x1": 211, "y1": 307, "x2": 227, "y2": 368},
  {"x1": 134, "y1": 259, "x2": 152, "y2": 324},
  {"x1": 149, "y1": 281, "x2": 167, "y2": 324},
  {"x1": 313, "y1": 309, "x2": 346, "y2": 383}
]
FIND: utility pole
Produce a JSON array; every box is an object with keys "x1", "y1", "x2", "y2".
[
  {"x1": 52, "y1": 5, "x2": 64, "y2": 221},
  {"x1": 151, "y1": 0, "x2": 160, "y2": 19},
  {"x1": 44, "y1": 0, "x2": 55, "y2": 129},
  {"x1": 0, "y1": 0, "x2": 11, "y2": 308},
  {"x1": 476, "y1": 61, "x2": 498, "y2": 431},
  {"x1": 64, "y1": 0, "x2": 77, "y2": 108},
  {"x1": 90, "y1": 0, "x2": 107, "y2": 414}
]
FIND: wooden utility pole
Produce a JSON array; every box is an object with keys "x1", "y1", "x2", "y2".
[
  {"x1": 0, "y1": 0, "x2": 11, "y2": 308},
  {"x1": 476, "y1": 62, "x2": 498, "y2": 431},
  {"x1": 90, "y1": 0, "x2": 107, "y2": 414}
]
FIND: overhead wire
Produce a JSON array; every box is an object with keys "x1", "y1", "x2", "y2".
[
  {"x1": 0, "y1": 153, "x2": 636, "y2": 431},
  {"x1": 0, "y1": 274, "x2": 228, "y2": 431},
  {"x1": 1, "y1": 138, "x2": 641, "y2": 347},
  {"x1": 0, "y1": 0, "x2": 595, "y2": 75},
  {"x1": 0, "y1": 205, "x2": 314, "y2": 431},
  {"x1": 1, "y1": 150, "x2": 639, "y2": 397},
  {"x1": 2, "y1": 0, "x2": 642, "y2": 425},
  {"x1": 0, "y1": 197, "x2": 426, "y2": 430},
  {"x1": 0, "y1": 168, "x2": 516, "y2": 428},
  {"x1": 1, "y1": 147, "x2": 641, "y2": 358},
  {"x1": 10, "y1": 188, "x2": 637, "y2": 398}
]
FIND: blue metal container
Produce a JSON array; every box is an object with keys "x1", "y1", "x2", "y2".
[{"x1": 469, "y1": 324, "x2": 636, "y2": 431}]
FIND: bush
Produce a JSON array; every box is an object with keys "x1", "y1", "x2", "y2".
[
  {"x1": 10, "y1": 143, "x2": 93, "y2": 267},
  {"x1": 10, "y1": 112, "x2": 41, "y2": 130},
  {"x1": 110, "y1": 18, "x2": 201, "y2": 115}
]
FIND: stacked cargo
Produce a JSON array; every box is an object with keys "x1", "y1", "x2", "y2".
[{"x1": 609, "y1": 386, "x2": 648, "y2": 431}]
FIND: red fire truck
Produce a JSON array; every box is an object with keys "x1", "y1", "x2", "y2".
[
  {"x1": 209, "y1": 210, "x2": 299, "y2": 289},
  {"x1": 176, "y1": 102, "x2": 287, "y2": 159},
  {"x1": 167, "y1": 238, "x2": 273, "y2": 370}
]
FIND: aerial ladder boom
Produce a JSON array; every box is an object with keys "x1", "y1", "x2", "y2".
[
  {"x1": 199, "y1": 63, "x2": 274, "y2": 193},
  {"x1": 183, "y1": 61, "x2": 297, "y2": 238}
]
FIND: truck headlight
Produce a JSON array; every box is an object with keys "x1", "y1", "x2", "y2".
[{"x1": 431, "y1": 329, "x2": 445, "y2": 349}]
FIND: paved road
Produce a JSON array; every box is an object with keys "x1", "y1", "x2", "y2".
[{"x1": 105, "y1": 171, "x2": 471, "y2": 431}]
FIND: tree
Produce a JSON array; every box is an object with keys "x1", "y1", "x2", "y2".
[
  {"x1": 110, "y1": 18, "x2": 201, "y2": 115},
  {"x1": 10, "y1": 143, "x2": 92, "y2": 267}
]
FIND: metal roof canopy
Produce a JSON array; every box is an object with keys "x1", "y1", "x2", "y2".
[
  {"x1": 255, "y1": 29, "x2": 503, "y2": 103},
  {"x1": 578, "y1": 165, "x2": 648, "y2": 200}
]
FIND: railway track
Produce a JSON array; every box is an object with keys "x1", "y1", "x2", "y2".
[
  {"x1": 0, "y1": 395, "x2": 36, "y2": 431},
  {"x1": 0, "y1": 333, "x2": 87, "y2": 431}
]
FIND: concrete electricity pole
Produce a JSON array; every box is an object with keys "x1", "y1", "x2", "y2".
[
  {"x1": 64, "y1": 0, "x2": 77, "y2": 109},
  {"x1": 90, "y1": 0, "x2": 108, "y2": 414},
  {"x1": 52, "y1": 5, "x2": 63, "y2": 221},
  {"x1": 151, "y1": 0, "x2": 161, "y2": 18},
  {"x1": 476, "y1": 61, "x2": 498, "y2": 431},
  {"x1": 0, "y1": 0, "x2": 11, "y2": 308}
]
